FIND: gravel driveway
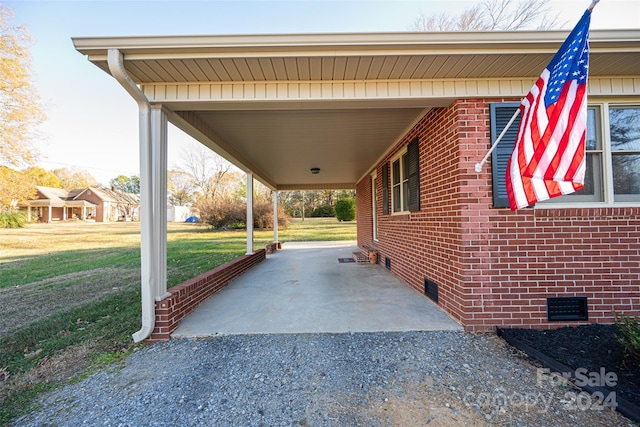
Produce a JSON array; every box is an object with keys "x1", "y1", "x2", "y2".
[{"x1": 15, "y1": 331, "x2": 634, "y2": 426}]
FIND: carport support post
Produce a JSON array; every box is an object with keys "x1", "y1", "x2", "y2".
[
  {"x1": 246, "y1": 172, "x2": 254, "y2": 255},
  {"x1": 151, "y1": 105, "x2": 169, "y2": 301},
  {"x1": 273, "y1": 191, "x2": 279, "y2": 244}
]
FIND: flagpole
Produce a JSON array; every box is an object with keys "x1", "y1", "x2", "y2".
[
  {"x1": 475, "y1": 0, "x2": 598, "y2": 175},
  {"x1": 474, "y1": 108, "x2": 521, "y2": 173}
]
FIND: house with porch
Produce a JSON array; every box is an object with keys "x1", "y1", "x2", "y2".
[
  {"x1": 73, "y1": 28, "x2": 640, "y2": 342},
  {"x1": 25, "y1": 186, "x2": 140, "y2": 223}
]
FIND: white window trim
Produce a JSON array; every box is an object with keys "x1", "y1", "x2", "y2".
[
  {"x1": 536, "y1": 100, "x2": 640, "y2": 209},
  {"x1": 390, "y1": 147, "x2": 408, "y2": 214}
]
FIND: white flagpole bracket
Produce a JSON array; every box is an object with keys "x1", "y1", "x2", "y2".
[{"x1": 474, "y1": 108, "x2": 521, "y2": 173}]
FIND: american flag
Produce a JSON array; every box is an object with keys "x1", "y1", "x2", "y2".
[{"x1": 506, "y1": 9, "x2": 591, "y2": 210}]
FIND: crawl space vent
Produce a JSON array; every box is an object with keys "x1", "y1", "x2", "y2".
[
  {"x1": 385, "y1": 257, "x2": 391, "y2": 270},
  {"x1": 424, "y1": 279, "x2": 439, "y2": 304},
  {"x1": 547, "y1": 297, "x2": 588, "y2": 321}
]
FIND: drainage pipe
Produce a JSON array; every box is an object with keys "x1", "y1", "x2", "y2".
[{"x1": 107, "y1": 49, "x2": 154, "y2": 343}]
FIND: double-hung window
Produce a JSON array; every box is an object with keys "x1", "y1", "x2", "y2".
[
  {"x1": 609, "y1": 106, "x2": 640, "y2": 202},
  {"x1": 491, "y1": 102, "x2": 640, "y2": 207},
  {"x1": 391, "y1": 150, "x2": 409, "y2": 213}
]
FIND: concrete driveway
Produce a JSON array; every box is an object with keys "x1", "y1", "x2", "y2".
[{"x1": 172, "y1": 241, "x2": 462, "y2": 337}]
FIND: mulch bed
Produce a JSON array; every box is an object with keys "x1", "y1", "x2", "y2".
[{"x1": 499, "y1": 324, "x2": 640, "y2": 421}]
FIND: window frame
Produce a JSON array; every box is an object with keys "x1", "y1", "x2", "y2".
[
  {"x1": 490, "y1": 100, "x2": 640, "y2": 209},
  {"x1": 541, "y1": 101, "x2": 640, "y2": 208},
  {"x1": 390, "y1": 147, "x2": 409, "y2": 214}
]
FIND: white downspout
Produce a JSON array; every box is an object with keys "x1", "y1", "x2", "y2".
[{"x1": 107, "y1": 49, "x2": 155, "y2": 343}]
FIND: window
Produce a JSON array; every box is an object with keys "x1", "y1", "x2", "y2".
[
  {"x1": 391, "y1": 150, "x2": 408, "y2": 213},
  {"x1": 491, "y1": 102, "x2": 640, "y2": 207},
  {"x1": 389, "y1": 137, "x2": 420, "y2": 214},
  {"x1": 610, "y1": 106, "x2": 640, "y2": 202}
]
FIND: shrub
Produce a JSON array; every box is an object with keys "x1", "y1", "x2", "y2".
[
  {"x1": 310, "y1": 205, "x2": 335, "y2": 218},
  {"x1": 335, "y1": 198, "x2": 356, "y2": 221},
  {"x1": 196, "y1": 199, "x2": 290, "y2": 230},
  {"x1": 197, "y1": 199, "x2": 245, "y2": 229},
  {"x1": 0, "y1": 210, "x2": 27, "y2": 228},
  {"x1": 253, "y1": 201, "x2": 290, "y2": 229},
  {"x1": 615, "y1": 311, "x2": 640, "y2": 363}
]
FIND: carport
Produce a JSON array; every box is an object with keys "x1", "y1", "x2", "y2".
[
  {"x1": 172, "y1": 241, "x2": 461, "y2": 337},
  {"x1": 73, "y1": 32, "x2": 460, "y2": 341},
  {"x1": 72, "y1": 30, "x2": 640, "y2": 340}
]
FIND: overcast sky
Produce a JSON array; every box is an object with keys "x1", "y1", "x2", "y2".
[{"x1": 6, "y1": 0, "x2": 640, "y2": 185}]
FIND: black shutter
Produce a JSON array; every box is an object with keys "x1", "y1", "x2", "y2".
[
  {"x1": 490, "y1": 103, "x2": 521, "y2": 208},
  {"x1": 382, "y1": 162, "x2": 389, "y2": 214},
  {"x1": 407, "y1": 137, "x2": 420, "y2": 212}
]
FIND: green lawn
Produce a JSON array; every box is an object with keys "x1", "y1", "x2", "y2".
[{"x1": 0, "y1": 217, "x2": 356, "y2": 425}]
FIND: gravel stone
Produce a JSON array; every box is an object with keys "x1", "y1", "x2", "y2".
[{"x1": 15, "y1": 331, "x2": 636, "y2": 426}]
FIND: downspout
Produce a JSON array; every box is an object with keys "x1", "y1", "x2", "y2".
[{"x1": 107, "y1": 49, "x2": 154, "y2": 342}]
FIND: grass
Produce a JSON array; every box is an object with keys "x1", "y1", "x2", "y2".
[{"x1": 0, "y1": 217, "x2": 355, "y2": 425}]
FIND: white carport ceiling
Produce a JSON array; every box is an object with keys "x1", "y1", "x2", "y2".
[
  {"x1": 190, "y1": 108, "x2": 426, "y2": 189},
  {"x1": 73, "y1": 31, "x2": 640, "y2": 190}
]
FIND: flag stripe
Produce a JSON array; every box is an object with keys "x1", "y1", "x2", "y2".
[{"x1": 506, "y1": 9, "x2": 591, "y2": 210}]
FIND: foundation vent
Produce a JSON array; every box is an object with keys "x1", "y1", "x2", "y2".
[
  {"x1": 385, "y1": 257, "x2": 391, "y2": 270},
  {"x1": 547, "y1": 297, "x2": 588, "y2": 321},
  {"x1": 424, "y1": 278, "x2": 439, "y2": 304}
]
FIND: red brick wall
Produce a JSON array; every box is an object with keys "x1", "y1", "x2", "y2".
[
  {"x1": 147, "y1": 249, "x2": 266, "y2": 341},
  {"x1": 358, "y1": 105, "x2": 467, "y2": 324},
  {"x1": 357, "y1": 99, "x2": 640, "y2": 331}
]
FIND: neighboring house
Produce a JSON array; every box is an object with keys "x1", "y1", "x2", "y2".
[
  {"x1": 74, "y1": 27, "x2": 640, "y2": 341},
  {"x1": 25, "y1": 186, "x2": 140, "y2": 223}
]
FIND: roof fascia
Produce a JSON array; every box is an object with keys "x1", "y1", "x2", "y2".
[{"x1": 73, "y1": 29, "x2": 640, "y2": 59}]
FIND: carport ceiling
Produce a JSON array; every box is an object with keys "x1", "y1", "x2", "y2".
[{"x1": 189, "y1": 107, "x2": 427, "y2": 189}]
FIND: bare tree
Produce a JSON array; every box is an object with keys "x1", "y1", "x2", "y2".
[
  {"x1": 53, "y1": 167, "x2": 98, "y2": 189},
  {"x1": 167, "y1": 170, "x2": 195, "y2": 206},
  {"x1": 411, "y1": 0, "x2": 563, "y2": 32},
  {"x1": 178, "y1": 145, "x2": 239, "y2": 202}
]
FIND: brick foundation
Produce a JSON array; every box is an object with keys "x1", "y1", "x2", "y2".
[
  {"x1": 146, "y1": 249, "x2": 266, "y2": 342},
  {"x1": 357, "y1": 99, "x2": 640, "y2": 332}
]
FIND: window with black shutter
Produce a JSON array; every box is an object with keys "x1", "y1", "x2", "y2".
[
  {"x1": 490, "y1": 103, "x2": 521, "y2": 208},
  {"x1": 382, "y1": 162, "x2": 389, "y2": 214},
  {"x1": 407, "y1": 137, "x2": 420, "y2": 212}
]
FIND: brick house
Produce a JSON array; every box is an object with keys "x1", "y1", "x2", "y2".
[
  {"x1": 74, "y1": 29, "x2": 639, "y2": 341},
  {"x1": 26, "y1": 186, "x2": 140, "y2": 223}
]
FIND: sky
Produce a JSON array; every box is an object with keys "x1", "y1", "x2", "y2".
[{"x1": 4, "y1": 0, "x2": 640, "y2": 185}]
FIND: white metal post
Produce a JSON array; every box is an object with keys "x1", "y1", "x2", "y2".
[
  {"x1": 151, "y1": 105, "x2": 169, "y2": 301},
  {"x1": 246, "y1": 173, "x2": 254, "y2": 255},
  {"x1": 273, "y1": 191, "x2": 279, "y2": 244}
]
